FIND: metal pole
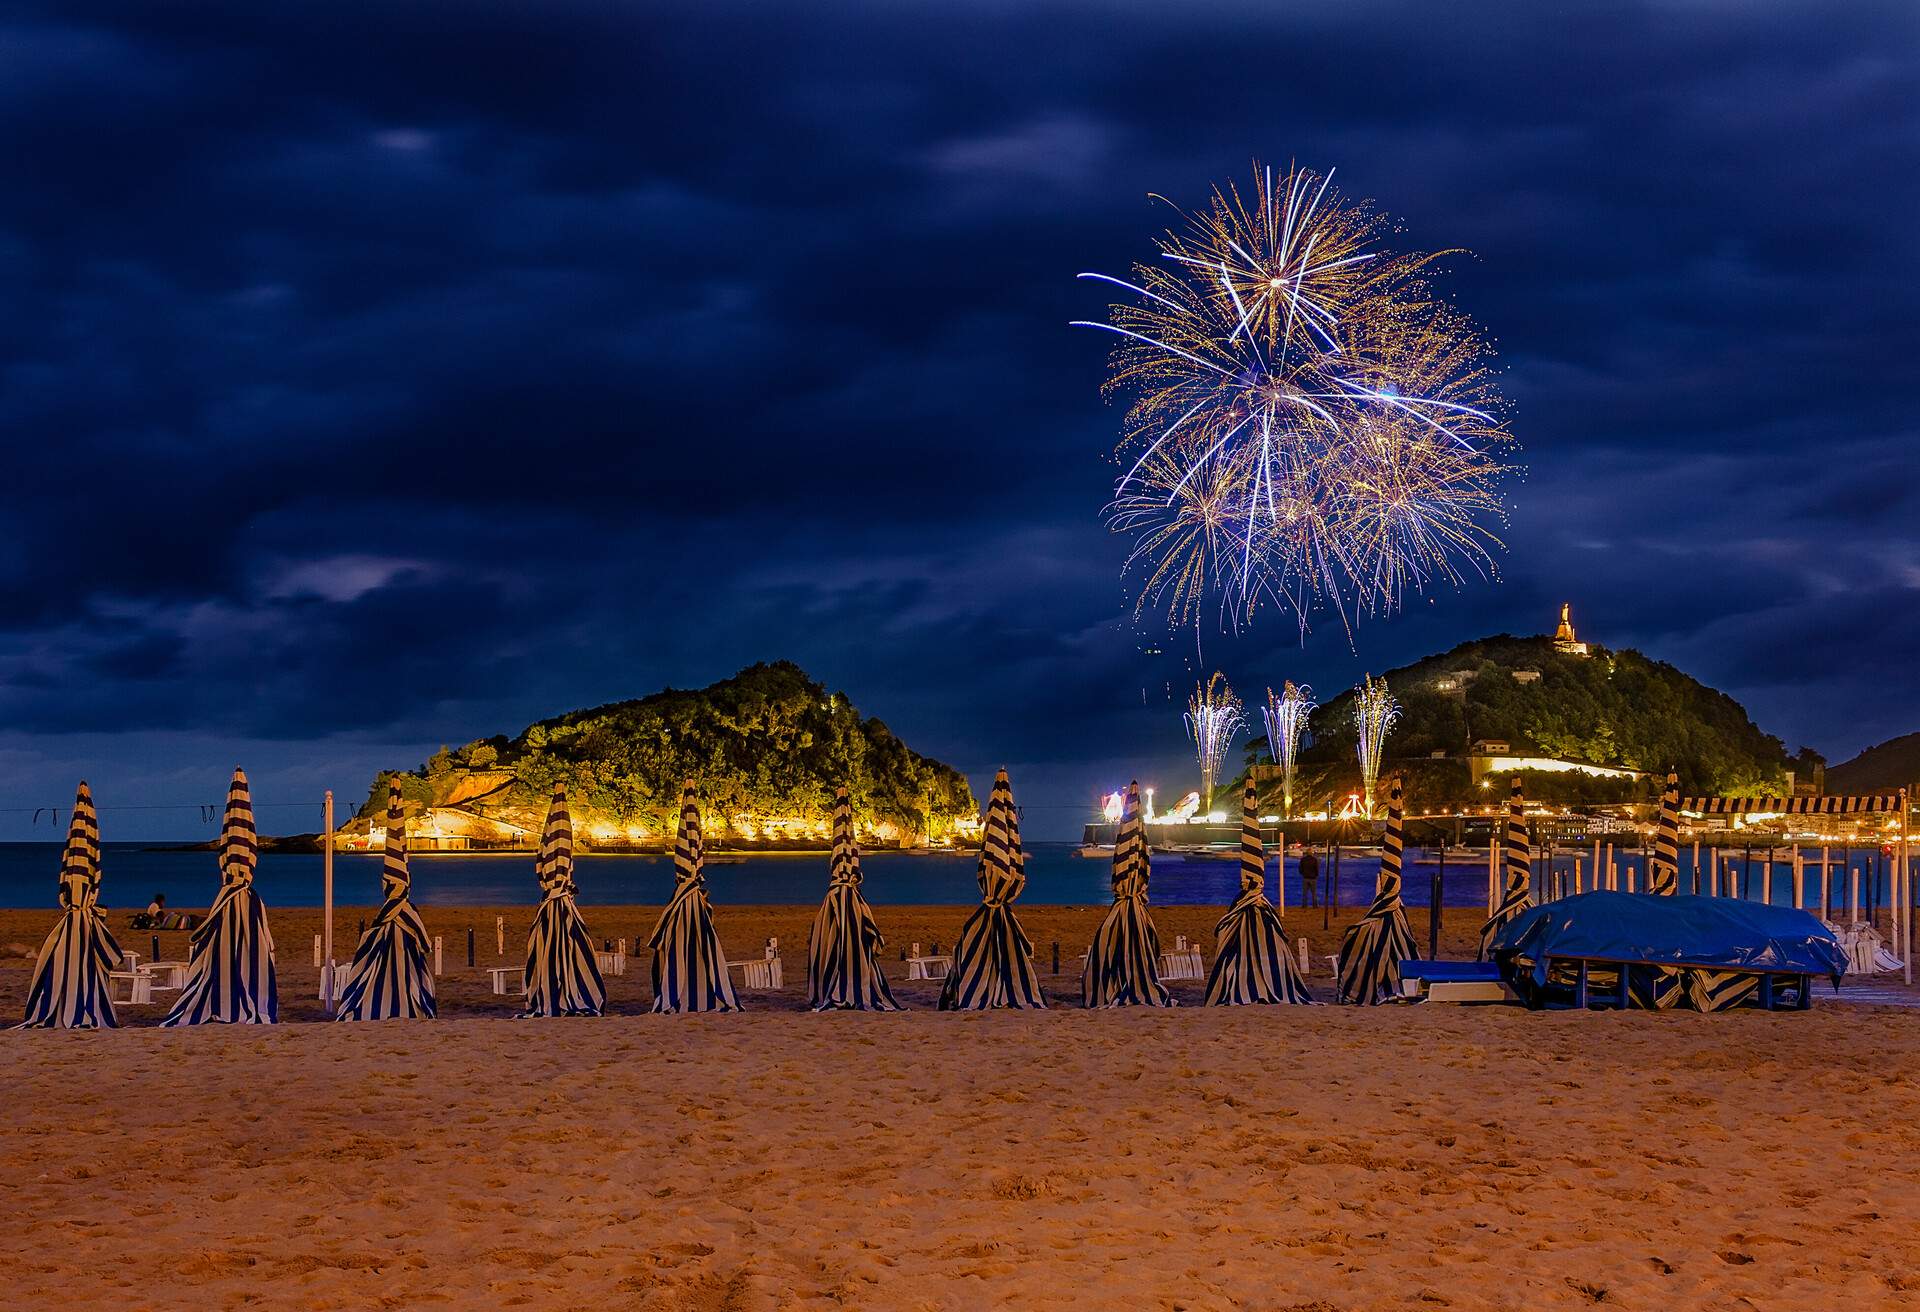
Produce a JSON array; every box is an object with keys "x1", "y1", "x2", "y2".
[
  {"x1": 322, "y1": 790, "x2": 336, "y2": 1014},
  {"x1": 1889, "y1": 791, "x2": 1904, "y2": 983},
  {"x1": 1428, "y1": 847, "x2": 1442, "y2": 960}
]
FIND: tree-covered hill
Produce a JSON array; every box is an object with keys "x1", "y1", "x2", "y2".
[
  {"x1": 358, "y1": 662, "x2": 977, "y2": 847},
  {"x1": 1827, "y1": 732, "x2": 1920, "y2": 795},
  {"x1": 1250, "y1": 635, "x2": 1791, "y2": 807}
]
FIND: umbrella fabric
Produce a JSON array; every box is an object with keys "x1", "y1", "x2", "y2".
[
  {"x1": 1083, "y1": 780, "x2": 1174, "y2": 1007},
  {"x1": 1337, "y1": 774, "x2": 1420, "y2": 1005},
  {"x1": 19, "y1": 782, "x2": 123, "y2": 1029},
  {"x1": 1477, "y1": 777, "x2": 1533, "y2": 960},
  {"x1": 807, "y1": 787, "x2": 901, "y2": 1011},
  {"x1": 1648, "y1": 770, "x2": 1681, "y2": 896},
  {"x1": 336, "y1": 784, "x2": 437, "y2": 1020},
  {"x1": 940, "y1": 768, "x2": 1046, "y2": 1010},
  {"x1": 647, "y1": 782, "x2": 741, "y2": 1013},
  {"x1": 164, "y1": 768, "x2": 278, "y2": 1025},
  {"x1": 1205, "y1": 780, "x2": 1313, "y2": 1005},
  {"x1": 520, "y1": 784, "x2": 607, "y2": 1018},
  {"x1": 1627, "y1": 770, "x2": 1685, "y2": 1007}
]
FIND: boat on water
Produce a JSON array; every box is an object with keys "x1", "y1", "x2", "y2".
[
  {"x1": 1075, "y1": 844, "x2": 1114, "y2": 859},
  {"x1": 1405, "y1": 847, "x2": 1491, "y2": 865}
]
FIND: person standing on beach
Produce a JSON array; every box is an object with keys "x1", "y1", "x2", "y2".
[{"x1": 1298, "y1": 849, "x2": 1319, "y2": 907}]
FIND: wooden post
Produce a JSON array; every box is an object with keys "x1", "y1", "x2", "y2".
[
  {"x1": 1820, "y1": 845, "x2": 1831, "y2": 923},
  {"x1": 1690, "y1": 839, "x2": 1701, "y2": 895},
  {"x1": 433, "y1": 936, "x2": 444, "y2": 976},
  {"x1": 1792, "y1": 846, "x2": 1804, "y2": 910},
  {"x1": 496, "y1": 915, "x2": 506, "y2": 957},
  {"x1": 1275, "y1": 825, "x2": 1286, "y2": 917},
  {"x1": 322, "y1": 791, "x2": 336, "y2": 1015},
  {"x1": 1849, "y1": 866, "x2": 1860, "y2": 923},
  {"x1": 1488, "y1": 841, "x2": 1498, "y2": 914},
  {"x1": 1761, "y1": 846, "x2": 1773, "y2": 905},
  {"x1": 312, "y1": 934, "x2": 321, "y2": 968}
]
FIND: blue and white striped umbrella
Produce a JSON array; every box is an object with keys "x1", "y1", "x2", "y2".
[
  {"x1": 1648, "y1": 769, "x2": 1680, "y2": 896},
  {"x1": 336, "y1": 784, "x2": 437, "y2": 1020},
  {"x1": 1337, "y1": 773, "x2": 1420, "y2": 1005},
  {"x1": 520, "y1": 783, "x2": 607, "y2": 1017},
  {"x1": 1477, "y1": 777, "x2": 1532, "y2": 960},
  {"x1": 1083, "y1": 780, "x2": 1174, "y2": 1007},
  {"x1": 1206, "y1": 780, "x2": 1314, "y2": 1005},
  {"x1": 1626, "y1": 768, "x2": 1688, "y2": 1008},
  {"x1": 808, "y1": 787, "x2": 901, "y2": 1010},
  {"x1": 19, "y1": 782, "x2": 123, "y2": 1030},
  {"x1": 164, "y1": 768, "x2": 279, "y2": 1025},
  {"x1": 940, "y1": 768, "x2": 1046, "y2": 1010},
  {"x1": 647, "y1": 782, "x2": 741, "y2": 1013}
]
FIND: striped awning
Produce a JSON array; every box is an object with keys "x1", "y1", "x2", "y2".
[{"x1": 1681, "y1": 794, "x2": 1900, "y2": 816}]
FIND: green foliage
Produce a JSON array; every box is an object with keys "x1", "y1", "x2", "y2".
[
  {"x1": 1296, "y1": 635, "x2": 1789, "y2": 803},
  {"x1": 361, "y1": 661, "x2": 976, "y2": 841}
]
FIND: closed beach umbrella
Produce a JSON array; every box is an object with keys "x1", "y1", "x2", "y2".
[
  {"x1": 1337, "y1": 773, "x2": 1420, "y2": 1005},
  {"x1": 336, "y1": 784, "x2": 437, "y2": 1021},
  {"x1": 1083, "y1": 780, "x2": 1174, "y2": 1007},
  {"x1": 19, "y1": 782, "x2": 123, "y2": 1029},
  {"x1": 1648, "y1": 769, "x2": 1680, "y2": 896},
  {"x1": 520, "y1": 783, "x2": 607, "y2": 1017},
  {"x1": 1206, "y1": 780, "x2": 1313, "y2": 1005},
  {"x1": 940, "y1": 767, "x2": 1046, "y2": 1010},
  {"x1": 807, "y1": 787, "x2": 901, "y2": 1011},
  {"x1": 1630, "y1": 768, "x2": 1687, "y2": 1008},
  {"x1": 164, "y1": 768, "x2": 279, "y2": 1025},
  {"x1": 647, "y1": 782, "x2": 741, "y2": 1013},
  {"x1": 1477, "y1": 777, "x2": 1533, "y2": 960}
]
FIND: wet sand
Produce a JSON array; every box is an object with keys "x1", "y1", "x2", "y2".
[{"x1": 2, "y1": 904, "x2": 1917, "y2": 1310}]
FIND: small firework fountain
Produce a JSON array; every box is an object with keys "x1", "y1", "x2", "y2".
[
  {"x1": 1184, "y1": 673, "x2": 1245, "y2": 814},
  {"x1": 1262, "y1": 681, "x2": 1316, "y2": 818},
  {"x1": 1077, "y1": 162, "x2": 1516, "y2": 636},
  {"x1": 1352, "y1": 673, "x2": 1400, "y2": 815}
]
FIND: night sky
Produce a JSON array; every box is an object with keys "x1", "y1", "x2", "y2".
[{"x1": 3, "y1": 1, "x2": 1916, "y2": 840}]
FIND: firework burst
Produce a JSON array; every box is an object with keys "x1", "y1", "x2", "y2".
[
  {"x1": 1352, "y1": 673, "x2": 1401, "y2": 815},
  {"x1": 1075, "y1": 162, "x2": 1516, "y2": 633},
  {"x1": 1184, "y1": 673, "x2": 1244, "y2": 814},
  {"x1": 1261, "y1": 681, "x2": 1315, "y2": 819}
]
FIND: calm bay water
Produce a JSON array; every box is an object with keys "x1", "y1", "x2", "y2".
[
  {"x1": 0, "y1": 841, "x2": 1893, "y2": 913},
  {"x1": 0, "y1": 842, "x2": 1351, "y2": 909}
]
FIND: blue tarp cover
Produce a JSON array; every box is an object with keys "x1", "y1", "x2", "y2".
[{"x1": 1489, "y1": 891, "x2": 1847, "y2": 985}]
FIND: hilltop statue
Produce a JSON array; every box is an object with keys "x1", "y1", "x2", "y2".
[{"x1": 1553, "y1": 603, "x2": 1590, "y2": 656}]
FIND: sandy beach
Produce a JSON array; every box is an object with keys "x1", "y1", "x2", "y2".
[{"x1": 3, "y1": 905, "x2": 1919, "y2": 1310}]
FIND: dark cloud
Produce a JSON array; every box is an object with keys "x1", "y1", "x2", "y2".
[{"x1": 0, "y1": 1, "x2": 1915, "y2": 837}]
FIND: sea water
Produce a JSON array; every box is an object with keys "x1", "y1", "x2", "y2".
[
  {"x1": 0, "y1": 842, "x2": 1889, "y2": 913},
  {"x1": 0, "y1": 842, "x2": 1349, "y2": 908}
]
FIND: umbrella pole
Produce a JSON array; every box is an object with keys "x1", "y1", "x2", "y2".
[
  {"x1": 322, "y1": 790, "x2": 336, "y2": 1015},
  {"x1": 1901, "y1": 789, "x2": 1910, "y2": 985}
]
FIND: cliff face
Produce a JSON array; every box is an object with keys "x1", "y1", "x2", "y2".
[{"x1": 349, "y1": 662, "x2": 978, "y2": 849}]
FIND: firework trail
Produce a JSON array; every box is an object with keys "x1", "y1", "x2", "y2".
[
  {"x1": 1076, "y1": 162, "x2": 1516, "y2": 635},
  {"x1": 1352, "y1": 673, "x2": 1401, "y2": 815},
  {"x1": 1184, "y1": 673, "x2": 1244, "y2": 814},
  {"x1": 1262, "y1": 681, "x2": 1315, "y2": 818}
]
